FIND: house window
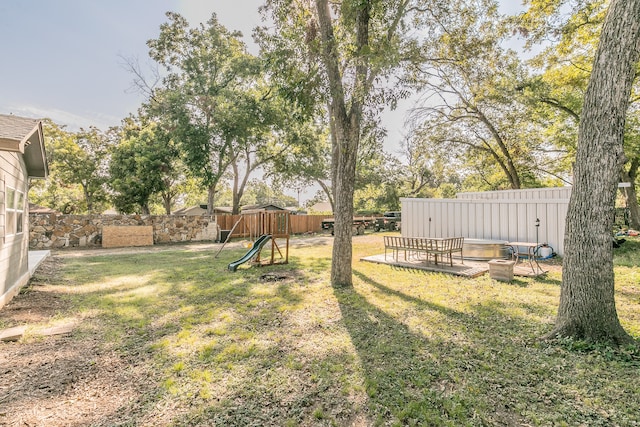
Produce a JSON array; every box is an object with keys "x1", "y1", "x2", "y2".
[{"x1": 6, "y1": 187, "x2": 25, "y2": 236}]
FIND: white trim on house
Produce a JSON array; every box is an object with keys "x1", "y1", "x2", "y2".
[{"x1": 5, "y1": 186, "x2": 25, "y2": 237}]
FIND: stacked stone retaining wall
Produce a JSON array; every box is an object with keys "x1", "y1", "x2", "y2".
[{"x1": 29, "y1": 214, "x2": 219, "y2": 249}]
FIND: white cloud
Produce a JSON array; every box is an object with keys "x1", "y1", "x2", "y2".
[{"x1": 0, "y1": 104, "x2": 122, "y2": 131}]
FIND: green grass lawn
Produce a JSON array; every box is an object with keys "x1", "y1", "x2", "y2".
[{"x1": 45, "y1": 236, "x2": 640, "y2": 426}]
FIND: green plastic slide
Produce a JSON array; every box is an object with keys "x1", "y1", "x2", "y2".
[{"x1": 227, "y1": 234, "x2": 272, "y2": 272}]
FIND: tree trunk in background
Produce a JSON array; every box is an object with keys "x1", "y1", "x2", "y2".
[
  {"x1": 207, "y1": 184, "x2": 217, "y2": 215},
  {"x1": 232, "y1": 160, "x2": 241, "y2": 214},
  {"x1": 316, "y1": 179, "x2": 334, "y2": 213},
  {"x1": 83, "y1": 186, "x2": 93, "y2": 213},
  {"x1": 162, "y1": 192, "x2": 172, "y2": 215},
  {"x1": 550, "y1": 0, "x2": 640, "y2": 344},
  {"x1": 620, "y1": 162, "x2": 640, "y2": 229}
]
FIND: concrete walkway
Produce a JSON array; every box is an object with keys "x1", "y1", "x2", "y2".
[{"x1": 28, "y1": 250, "x2": 51, "y2": 275}]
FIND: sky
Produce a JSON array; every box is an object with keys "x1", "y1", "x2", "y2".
[
  {"x1": 1, "y1": 0, "x2": 526, "y2": 130},
  {"x1": 0, "y1": 0, "x2": 263, "y2": 130},
  {"x1": 0, "y1": 0, "x2": 526, "y2": 202}
]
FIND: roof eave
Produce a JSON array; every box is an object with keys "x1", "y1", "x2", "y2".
[
  {"x1": 24, "y1": 122, "x2": 48, "y2": 179},
  {"x1": 0, "y1": 137, "x2": 23, "y2": 152}
]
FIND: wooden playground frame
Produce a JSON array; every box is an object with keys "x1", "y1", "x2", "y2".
[{"x1": 216, "y1": 210, "x2": 291, "y2": 267}]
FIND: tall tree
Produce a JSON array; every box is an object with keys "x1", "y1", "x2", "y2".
[
  {"x1": 519, "y1": 0, "x2": 640, "y2": 226},
  {"x1": 29, "y1": 120, "x2": 89, "y2": 214},
  {"x1": 263, "y1": 0, "x2": 415, "y2": 287},
  {"x1": 219, "y1": 84, "x2": 302, "y2": 214},
  {"x1": 108, "y1": 119, "x2": 179, "y2": 214},
  {"x1": 146, "y1": 12, "x2": 299, "y2": 215},
  {"x1": 408, "y1": 0, "x2": 557, "y2": 190},
  {"x1": 549, "y1": 0, "x2": 640, "y2": 344},
  {"x1": 316, "y1": 0, "x2": 371, "y2": 286},
  {"x1": 48, "y1": 125, "x2": 109, "y2": 213},
  {"x1": 146, "y1": 12, "x2": 260, "y2": 213},
  {"x1": 109, "y1": 116, "x2": 181, "y2": 215}
]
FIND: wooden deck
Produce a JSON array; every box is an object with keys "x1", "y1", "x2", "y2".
[
  {"x1": 360, "y1": 254, "x2": 547, "y2": 278},
  {"x1": 360, "y1": 254, "x2": 488, "y2": 278}
]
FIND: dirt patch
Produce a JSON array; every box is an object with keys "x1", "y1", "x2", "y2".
[
  {"x1": 0, "y1": 258, "x2": 66, "y2": 326},
  {"x1": 0, "y1": 257, "x2": 159, "y2": 427},
  {"x1": 0, "y1": 334, "x2": 157, "y2": 426},
  {"x1": 259, "y1": 272, "x2": 299, "y2": 282}
]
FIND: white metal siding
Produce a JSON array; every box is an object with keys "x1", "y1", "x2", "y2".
[
  {"x1": 456, "y1": 187, "x2": 572, "y2": 200},
  {"x1": 401, "y1": 196, "x2": 569, "y2": 255}
]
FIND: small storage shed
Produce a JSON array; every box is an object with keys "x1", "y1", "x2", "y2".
[
  {"x1": 172, "y1": 205, "x2": 232, "y2": 215},
  {"x1": 0, "y1": 114, "x2": 48, "y2": 308},
  {"x1": 401, "y1": 187, "x2": 571, "y2": 256},
  {"x1": 241, "y1": 204, "x2": 286, "y2": 212}
]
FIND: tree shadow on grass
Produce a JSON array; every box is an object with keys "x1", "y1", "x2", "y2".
[
  {"x1": 342, "y1": 269, "x2": 568, "y2": 425},
  {"x1": 55, "y1": 249, "x2": 317, "y2": 425},
  {"x1": 335, "y1": 277, "x2": 484, "y2": 425},
  {"x1": 352, "y1": 270, "x2": 468, "y2": 321},
  {"x1": 533, "y1": 275, "x2": 562, "y2": 286},
  {"x1": 507, "y1": 278, "x2": 531, "y2": 288}
]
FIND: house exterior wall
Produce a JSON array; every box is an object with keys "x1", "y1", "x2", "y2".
[
  {"x1": 401, "y1": 188, "x2": 570, "y2": 256},
  {"x1": 1, "y1": 151, "x2": 30, "y2": 309}
]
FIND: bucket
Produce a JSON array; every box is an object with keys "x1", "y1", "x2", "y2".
[{"x1": 538, "y1": 246, "x2": 553, "y2": 258}]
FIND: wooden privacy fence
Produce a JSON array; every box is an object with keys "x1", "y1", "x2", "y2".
[
  {"x1": 401, "y1": 188, "x2": 572, "y2": 256},
  {"x1": 215, "y1": 214, "x2": 325, "y2": 237}
]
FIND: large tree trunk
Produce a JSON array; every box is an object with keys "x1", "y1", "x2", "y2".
[
  {"x1": 331, "y1": 123, "x2": 359, "y2": 287},
  {"x1": 315, "y1": 0, "x2": 369, "y2": 288},
  {"x1": 550, "y1": 0, "x2": 640, "y2": 344}
]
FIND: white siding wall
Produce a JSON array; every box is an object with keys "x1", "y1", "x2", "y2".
[
  {"x1": 0, "y1": 171, "x2": 4, "y2": 240},
  {"x1": 1, "y1": 151, "x2": 30, "y2": 307},
  {"x1": 401, "y1": 193, "x2": 570, "y2": 255}
]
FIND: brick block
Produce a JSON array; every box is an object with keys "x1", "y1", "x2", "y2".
[
  {"x1": 488, "y1": 259, "x2": 515, "y2": 282},
  {"x1": 102, "y1": 226, "x2": 153, "y2": 248}
]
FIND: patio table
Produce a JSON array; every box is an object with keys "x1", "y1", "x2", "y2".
[{"x1": 505, "y1": 241, "x2": 546, "y2": 276}]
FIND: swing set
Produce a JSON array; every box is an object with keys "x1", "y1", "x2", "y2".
[{"x1": 216, "y1": 210, "x2": 291, "y2": 270}]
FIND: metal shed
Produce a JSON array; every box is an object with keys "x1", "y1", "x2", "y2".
[{"x1": 401, "y1": 187, "x2": 571, "y2": 256}]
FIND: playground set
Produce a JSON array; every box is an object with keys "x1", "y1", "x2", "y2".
[{"x1": 216, "y1": 210, "x2": 291, "y2": 272}]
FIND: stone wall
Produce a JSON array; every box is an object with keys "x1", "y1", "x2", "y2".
[{"x1": 29, "y1": 214, "x2": 219, "y2": 249}]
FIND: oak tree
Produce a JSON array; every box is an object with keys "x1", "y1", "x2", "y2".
[
  {"x1": 262, "y1": 0, "x2": 415, "y2": 287},
  {"x1": 550, "y1": 0, "x2": 640, "y2": 344}
]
